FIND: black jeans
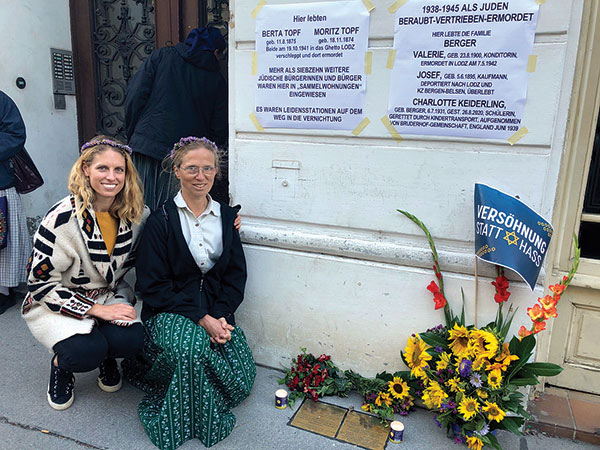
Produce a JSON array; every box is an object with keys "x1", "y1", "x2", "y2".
[{"x1": 53, "y1": 322, "x2": 144, "y2": 373}]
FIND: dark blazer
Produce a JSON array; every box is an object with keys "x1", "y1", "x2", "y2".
[
  {"x1": 136, "y1": 198, "x2": 246, "y2": 325},
  {"x1": 0, "y1": 90, "x2": 26, "y2": 189}
]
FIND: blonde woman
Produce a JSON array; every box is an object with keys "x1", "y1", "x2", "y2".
[{"x1": 22, "y1": 136, "x2": 149, "y2": 410}]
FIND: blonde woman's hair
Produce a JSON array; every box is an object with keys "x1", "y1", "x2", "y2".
[{"x1": 68, "y1": 135, "x2": 145, "y2": 223}]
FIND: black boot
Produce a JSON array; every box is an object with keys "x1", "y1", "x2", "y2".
[
  {"x1": 47, "y1": 357, "x2": 75, "y2": 410},
  {"x1": 98, "y1": 357, "x2": 122, "y2": 392}
]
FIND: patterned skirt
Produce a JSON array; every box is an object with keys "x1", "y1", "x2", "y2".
[
  {"x1": 123, "y1": 313, "x2": 256, "y2": 450},
  {"x1": 0, "y1": 187, "x2": 31, "y2": 287}
]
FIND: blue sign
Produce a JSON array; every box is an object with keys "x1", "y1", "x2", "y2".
[{"x1": 474, "y1": 183, "x2": 553, "y2": 291}]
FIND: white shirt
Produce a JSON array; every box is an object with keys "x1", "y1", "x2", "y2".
[{"x1": 174, "y1": 191, "x2": 223, "y2": 274}]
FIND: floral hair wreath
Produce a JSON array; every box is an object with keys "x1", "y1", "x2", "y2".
[
  {"x1": 80, "y1": 139, "x2": 132, "y2": 155},
  {"x1": 170, "y1": 136, "x2": 217, "y2": 159}
]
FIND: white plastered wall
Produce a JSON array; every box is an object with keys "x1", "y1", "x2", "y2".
[
  {"x1": 230, "y1": 0, "x2": 583, "y2": 375},
  {"x1": 0, "y1": 0, "x2": 77, "y2": 231}
]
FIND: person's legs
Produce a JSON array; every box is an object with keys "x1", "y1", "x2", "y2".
[
  {"x1": 0, "y1": 187, "x2": 31, "y2": 315},
  {"x1": 95, "y1": 322, "x2": 144, "y2": 392},
  {"x1": 49, "y1": 328, "x2": 109, "y2": 410},
  {"x1": 137, "y1": 313, "x2": 253, "y2": 449}
]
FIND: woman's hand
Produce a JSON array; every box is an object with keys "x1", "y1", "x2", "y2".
[
  {"x1": 234, "y1": 214, "x2": 242, "y2": 231},
  {"x1": 87, "y1": 303, "x2": 137, "y2": 322},
  {"x1": 199, "y1": 314, "x2": 232, "y2": 344}
]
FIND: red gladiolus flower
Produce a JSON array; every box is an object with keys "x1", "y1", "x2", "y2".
[
  {"x1": 527, "y1": 304, "x2": 545, "y2": 322},
  {"x1": 533, "y1": 321, "x2": 546, "y2": 333},
  {"x1": 518, "y1": 325, "x2": 533, "y2": 338},
  {"x1": 427, "y1": 280, "x2": 440, "y2": 294},
  {"x1": 549, "y1": 283, "x2": 566, "y2": 297},
  {"x1": 494, "y1": 290, "x2": 511, "y2": 304},
  {"x1": 433, "y1": 292, "x2": 447, "y2": 310},
  {"x1": 492, "y1": 276, "x2": 509, "y2": 291}
]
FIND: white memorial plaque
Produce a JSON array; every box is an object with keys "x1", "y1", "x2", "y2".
[
  {"x1": 255, "y1": 1, "x2": 370, "y2": 130},
  {"x1": 387, "y1": 0, "x2": 539, "y2": 139}
]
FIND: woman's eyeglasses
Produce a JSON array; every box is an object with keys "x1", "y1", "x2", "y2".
[{"x1": 180, "y1": 165, "x2": 216, "y2": 176}]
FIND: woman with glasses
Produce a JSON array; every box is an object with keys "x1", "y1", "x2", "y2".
[{"x1": 125, "y1": 136, "x2": 255, "y2": 450}]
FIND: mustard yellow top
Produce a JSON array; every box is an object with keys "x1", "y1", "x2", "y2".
[{"x1": 95, "y1": 211, "x2": 118, "y2": 255}]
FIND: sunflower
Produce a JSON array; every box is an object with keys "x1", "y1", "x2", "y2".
[
  {"x1": 436, "y1": 352, "x2": 451, "y2": 371},
  {"x1": 361, "y1": 403, "x2": 373, "y2": 413},
  {"x1": 404, "y1": 334, "x2": 432, "y2": 377},
  {"x1": 469, "y1": 329, "x2": 499, "y2": 360},
  {"x1": 448, "y1": 377, "x2": 464, "y2": 393},
  {"x1": 375, "y1": 392, "x2": 392, "y2": 407},
  {"x1": 482, "y1": 401, "x2": 506, "y2": 422},
  {"x1": 466, "y1": 435, "x2": 483, "y2": 450},
  {"x1": 422, "y1": 381, "x2": 448, "y2": 409},
  {"x1": 487, "y1": 368, "x2": 503, "y2": 389},
  {"x1": 448, "y1": 324, "x2": 471, "y2": 357},
  {"x1": 458, "y1": 396, "x2": 480, "y2": 421},
  {"x1": 388, "y1": 377, "x2": 410, "y2": 400},
  {"x1": 476, "y1": 389, "x2": 489, "y2": 399},
  {"x1": 472, "y1": 357, "x2": 489, "y2": 371}
]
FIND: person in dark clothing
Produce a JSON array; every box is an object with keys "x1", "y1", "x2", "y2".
[
  {"x1": 124, "y1": 136, "x2": 255, "y2": 449},
  {"x1": 125, "y1": 26, "x2": 229, "y2": 210},
  {"x1": 0, "y1": 90, "x2": 32, "y2": 314}
]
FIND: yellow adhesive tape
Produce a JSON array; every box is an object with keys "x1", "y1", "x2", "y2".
[
  {"x1": 251, "y1": 0, "x2": 266, "y2": 19},
  {"x1": 527, "y1": 55, "x2": 537, "y2": 72},
  {"x1": 388, "y1": 0, "x2": 409, "y2": 14},
  {"x1": 386, "y1": 49, "x2": 396, "y2": 69},
  {"x1": 249, "y1": 112, "x2": 264, "y2": 132},
  {"x1": 362, "y1": 0, "x2": 375, "y2": 12},
  {"x1": 352, "y1": 117, "x2": 371, "y2": 136},
  {"x1": 380, "y1": 115, "x2": 403, "y2": 142},
  {"x1": 535, "y1": 0, "x2": 546, "y2": 5},
  {"x1": 507, "y1": 126, "x2": 528, "y2": 145},
  {"x1": 252, "y1": 52, "x2": 258, "y2": 75},
  {"x1": 365, "y1": 52, "x2": 373, "y2": 74}
]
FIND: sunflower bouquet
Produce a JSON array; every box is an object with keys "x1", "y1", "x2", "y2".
[
  {"x1": 398, "y1": 210, "x2": 580, "y2": 450},
  {"x1": 344, "y1": 369, "x2": 417, "y2": 423}
]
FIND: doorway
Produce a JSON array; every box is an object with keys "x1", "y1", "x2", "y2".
[{"x1": 546, "y1": 0, "x2": 600, "y2": 395}]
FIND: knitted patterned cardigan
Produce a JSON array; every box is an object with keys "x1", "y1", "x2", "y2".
[{"x1": 22, "y1": 195, "x2": 149, "y2": 351}]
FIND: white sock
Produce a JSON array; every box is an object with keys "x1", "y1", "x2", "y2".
[{"x1": 0, "y1": 286, "x2": 9, "y2": 295}]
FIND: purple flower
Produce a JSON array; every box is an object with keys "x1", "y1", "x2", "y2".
[
  {"x1": 448, "y1": 401, "x2": 455, "y2": 408},
  {"x1": 400, "y1": 410, "x2": 408, "y2": 416},
  {"x1": 480, "y1": 424, "x2": 490, "y2": 436},
  {"x1": 458, "y1": 359, "x2": 472, "y2": 378},
  {"x1": 448, "y1": 368, "x2": 454, "y2": 374},
  {"x1": 470, "y1": 373, "x2": 482, "y2": 388},
  {"x1": 434, "y1": 416, "x2": 442, "y2": 428},
  {"x1": 454, "y1": 437, "x2": 463, "y2": 444},
  {"x1": 366, "y1": 393, "x2": 377, "y2": 402},
  {"x1": 435, "y1": 346, "x2": 443, "y2": 353}
]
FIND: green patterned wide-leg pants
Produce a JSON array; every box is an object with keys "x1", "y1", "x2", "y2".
[{"x1": 138, "y1": 313, "x2": 256, "y2": 450}]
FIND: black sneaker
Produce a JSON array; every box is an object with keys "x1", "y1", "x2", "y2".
[
  {"x1": 97, "y1": 357, "x2": 122, "y2": 392},
  {"x1": 47, "y1": 357, "x2": 75, "y2": 410}
]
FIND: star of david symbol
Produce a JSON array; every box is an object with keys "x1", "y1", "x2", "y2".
[{"x1": 503, "y1": 231, "x2": 519, "y2": 246}]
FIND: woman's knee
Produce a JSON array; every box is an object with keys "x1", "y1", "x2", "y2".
[
  {"x1": 53, "y1": 331, "x2": 108, "y2": 372},
  {"x1": 100, "y1": 322, "x2": 145, "y2": 358}
]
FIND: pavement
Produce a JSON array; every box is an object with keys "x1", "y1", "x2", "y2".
[{"x1": 1, "y1": 303, "x2": 597, "y2": 450}]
